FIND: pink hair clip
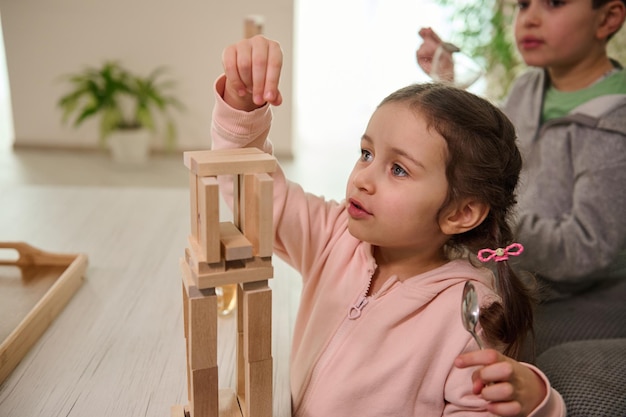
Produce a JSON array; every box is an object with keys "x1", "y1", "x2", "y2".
[{"x1": 477, "y1": 243, "x2": 524, "y2": 263}]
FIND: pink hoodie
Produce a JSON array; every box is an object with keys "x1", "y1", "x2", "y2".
[{"x1": 211, "y1": 75, "x2": 565, "y2": 417}]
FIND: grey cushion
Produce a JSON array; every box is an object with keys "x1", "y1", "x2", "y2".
[
  {"x1": 536, "y1": 339, "x2": 626, "y2": 417},
  {"x1": 531, "y1": 279, "x2": 626, "y2": 357}
]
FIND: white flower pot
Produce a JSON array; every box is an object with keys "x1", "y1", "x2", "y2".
[{"x1": 107, "y1": 130, "x2": 151, "y2": 164}]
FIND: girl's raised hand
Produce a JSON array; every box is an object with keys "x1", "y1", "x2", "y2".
[
  {"x1": 221, "y1": 35, "x2": 283, "y2": 111},
  {"x1": 455, "y1": 349, "x2": 547, "y2": 417}
]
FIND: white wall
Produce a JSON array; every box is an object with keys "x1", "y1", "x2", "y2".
[
  {"x1": 0, "y1": 0, "x2": 293, "y2": 157},
  {"x1": 294, "y1": 0, "x2": 450, "y2": 155},
  {"x1": 0, "y1": 8, "x2": 12, "y2": 149}
]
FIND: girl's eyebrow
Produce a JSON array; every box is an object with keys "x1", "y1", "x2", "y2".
[{"x1": 361, "y1": 134, "x2": 425, "y2": 170}]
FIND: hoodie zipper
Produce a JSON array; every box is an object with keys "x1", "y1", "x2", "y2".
[
  {"x1": 348, "y1": 296, "x2": 369, "y2": 319},
  {"x1": 348, "y1": 268, "x2": 373, "y2": 319},
  {"x1": 294, "y1": 267, "x2": 376, "y2": 416}
]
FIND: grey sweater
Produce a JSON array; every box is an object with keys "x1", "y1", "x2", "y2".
[{"x1": 502, "y1": 67, "x2": 626, "y2": 298}]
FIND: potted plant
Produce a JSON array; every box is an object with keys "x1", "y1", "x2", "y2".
[{"x1": 57, "y1": 61, "x2": 184, "y2": 163}]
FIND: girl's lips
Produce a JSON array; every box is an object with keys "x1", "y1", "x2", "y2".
[
  {"x1": 347, "y1": 198, "x2": 372, "y2": 219},
  {"x1": 519, "y1": 36, "x2": 543, "y2": 49}
]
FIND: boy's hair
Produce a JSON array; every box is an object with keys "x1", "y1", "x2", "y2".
[
  {"x1": 593, "y1": 0, "x2": 625, "y2": 7},
  {"x1": 379, "y1": 83, "x2": 534, "y2": 358}
]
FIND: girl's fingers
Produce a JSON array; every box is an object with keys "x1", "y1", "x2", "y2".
[
  {"x1": 455, "y1": 349, "x2": 500, "y2": 368},
  {"x1": 262, "y1": 41, "x2": 283, "y2": 104},
  {"x1": 250, "y1": 38, "x2": 269, "y2": 105},
  {"x1": 236, "y1": 41, "x2": 255, "y2": 96},
  {"x1": 250, "y1": 37, "x2": 283, "y2": 105},
  {"x1": 222, "y1": 44, "x2": 248, "y2": 96},
  {"x1": 480, "y1": 381, "x2": 515, "y2": 402},
  {"x1": 487, "y1": 400, "x2": 523, "y2": 417},
  {"x1": 222, "y1": 35, "x2": 283, "y2": 107},
  {"x1": 479, "y1": 360, "x2": 515, "y2": 384}
]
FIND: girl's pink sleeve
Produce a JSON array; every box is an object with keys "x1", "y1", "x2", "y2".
[
  {"x1": 211, "y1": 75, "x2": 274, "y2": 153},
  {"x1": 525, "y1": 363, "x2": 566, "y2": 417},
  {"x1": 210, "y1": 75, "x2": 344, "y2": 277}
]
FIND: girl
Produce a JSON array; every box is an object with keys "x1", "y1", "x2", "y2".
[{"x1": 215, "y1": 35, "x2": 565, "y2": 416}]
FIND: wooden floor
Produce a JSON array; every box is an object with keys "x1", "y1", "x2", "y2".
[{"x1": 0, "y1": 147, "x2": 344, "y2": 417}]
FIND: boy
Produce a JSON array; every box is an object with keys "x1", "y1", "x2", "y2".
[{"x1": 418, "y1": 0, "x2": 626, "y2": 301}]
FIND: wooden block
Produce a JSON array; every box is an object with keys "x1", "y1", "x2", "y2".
[
  {"x1": 243, "y1": 284, "x2": 272, "y2": 362},
  {"x1": 187, "y1": 235, "x2": 206, "y2": 263},
  {"x1": 219, "y1": 388, "x2": 243, "y2": 417},
  {"x1": 244, "y1": 358, "x2": 273, "y2": 417},
  {"x1": 237, "y1": 283, "x2": 245, "y2": 328},
  {"x1": 170, "y1": 404, "x2": 188, "y2": 417},
  {"x1": 233, "y1": 174, "x2": 242, "y2": 229},
  {"x1": 244, "y1": 256, "x2": 272, "y2": 269},
  {"x1": 186, "y1": 244, "x2": 226, "y2": 277},
  {"x1": 181, "y1": 279, "x2": 191, "y2": 402},
  {"x1": 189, "y1": 172, "x2": 199, "y2": 240},
  {"x1": 182, "y1": 281, "x2": 189, "y2": 339},
  {"x1": 198, "y1": 176, "x2": 220, "y2": 263},
  {"x1": 190, "y1": 366, "x2": 219, "y2": 417},
  {"x1": 180, "y1": 257, "x2": 194, "y2": 292},
  {"x1": 237, "y1": 330, "x2": 245, "y2": 400},
  {"x1": 185, "y1": 248, "x2": 225, "y2": 276},
  {"x1": 193, "y1": 264, "x2": 273, "y2": 290},
  {"x1": 236, "y1": 282, "x2": 245, "y2": 398},
  {"x1": 183, "y1": 149, "x2": 277, "y2": 177},
  {"x1": 188, "y1": 286, "x2": 218, "y2": 370},
  {"x1": 242, "y1": 173, "x2": 274, "y2": 257},
  {"x1": 244, "y1": 15, "x2": 264, "y2": 39},
  {"x1": 220, "y1": 222, "x2": 253, "y2": 261},
  {"x1": 185, "y1": 247, "x2": 200, "y2": 276}
]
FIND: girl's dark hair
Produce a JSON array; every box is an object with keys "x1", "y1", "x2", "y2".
[{"x1": 379, "y1": 83, "x2": 534, "y2": 359}]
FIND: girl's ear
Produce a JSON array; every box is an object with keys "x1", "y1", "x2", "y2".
[
  {"x1": 439, "y1": 198, "x2": 490, "y2": 236},
  {"x1": 597, "y1": 0, "x2": 626, "y2": 41}
]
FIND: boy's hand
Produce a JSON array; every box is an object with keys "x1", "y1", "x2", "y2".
[
  {"x1": 416, "y1": 27, "x2": 443, "y2": 75},
  {"x1": 221, "y1": 35, "x2": 283, "y2": 111},
  {"x1": 455, "y1": 349, "x2": 547, "y2": 417}
]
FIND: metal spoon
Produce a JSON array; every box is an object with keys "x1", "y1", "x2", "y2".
[{"x1": 461, "y1": 280, "x2": 484, "y2": 350}]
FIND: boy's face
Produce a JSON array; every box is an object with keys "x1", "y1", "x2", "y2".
[
  {"x1": 514, "y1": 0, "x2": 607, "y2": 69},
  {"x1": 345, "y1": 102, "x2": 450, "y2": 258}
]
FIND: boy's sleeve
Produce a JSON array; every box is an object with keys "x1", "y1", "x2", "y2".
[{"x1": 515, "y1": 126, "x2": 626, "y2": 285}]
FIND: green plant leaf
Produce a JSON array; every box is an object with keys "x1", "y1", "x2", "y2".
[{"x1": 56, "y1": 60, "x2": 184, "y2": 145}]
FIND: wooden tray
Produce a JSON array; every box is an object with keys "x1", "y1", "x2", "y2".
[{"x1": 0, "y1": 242, "x2": 88, "y2": 384}]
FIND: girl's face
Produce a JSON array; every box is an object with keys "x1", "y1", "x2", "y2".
[
  {"x1": 514, "y1": 0, "x2": 606, "y2": 70},
  {"x1": 345, "y1": 102, "x2": 451, "y2": 257}
]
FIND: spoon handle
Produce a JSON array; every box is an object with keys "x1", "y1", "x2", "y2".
[{"x1": 471, "y1": 330, "x2": 485, "y2": 350}]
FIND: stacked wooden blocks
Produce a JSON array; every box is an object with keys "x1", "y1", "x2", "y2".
[{"x1": 172, "y1": 148, "x2": 277, "y2": 417}]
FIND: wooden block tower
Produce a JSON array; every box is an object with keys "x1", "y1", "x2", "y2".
[{"x1": 172, "y1": 148, "x2": 277, "y2": 417}]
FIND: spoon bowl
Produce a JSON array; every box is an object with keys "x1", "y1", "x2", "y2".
[{"x1": 461, "y1": 280, "x2": 484, "y2": 350}]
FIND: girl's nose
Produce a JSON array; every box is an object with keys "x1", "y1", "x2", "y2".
[{"x1": 352, "y1": 165, "x2": 376, "y2": 193}]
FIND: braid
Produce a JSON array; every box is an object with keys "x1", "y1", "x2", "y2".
[{"x1": 480, "y1": 214, "x2": 535, "y2": 359}]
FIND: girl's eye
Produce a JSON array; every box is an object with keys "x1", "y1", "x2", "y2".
[
  {"x1": 360, "y1": 149, "x2": 373, "y2": 162},
  {"x1": 392, "y1": 164, "x2": 407, "y2": 177},
  {"x1": 517, "y1": 0, "x2": 529, "y2": 9}
]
